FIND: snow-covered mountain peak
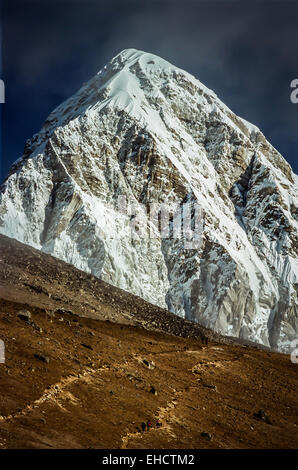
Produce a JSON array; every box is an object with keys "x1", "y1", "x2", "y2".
[{"x1": 0, "y1": 49, "x2": 297, "y2": 352}]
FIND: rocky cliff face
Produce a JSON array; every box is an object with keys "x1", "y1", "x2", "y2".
[{"x1": 0, "y1": 49, "x2": 297, "y2": 351}]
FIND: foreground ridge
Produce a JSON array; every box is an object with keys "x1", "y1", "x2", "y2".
[{"x1": 0, "y1": 233, "x2": 297, "y2": 449}]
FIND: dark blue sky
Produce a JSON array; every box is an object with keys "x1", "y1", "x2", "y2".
[{"x1": 1, "y1": 0, "x2": 298, "y2": 182}]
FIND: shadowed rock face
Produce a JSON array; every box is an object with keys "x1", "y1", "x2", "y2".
[{"x1": 0, "y1": 48, "x2": 297, "y2": 351}]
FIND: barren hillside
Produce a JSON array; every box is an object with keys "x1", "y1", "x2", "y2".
[{"x1": 0, "y1": 234, "x2": 297, "y2": 449}]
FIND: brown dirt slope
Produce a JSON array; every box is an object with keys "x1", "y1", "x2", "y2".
[{"x1": 0, "y1": 234, "x2": 297, "y2": 449}]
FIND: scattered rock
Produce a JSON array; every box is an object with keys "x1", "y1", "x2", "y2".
[
  {"x1": 81, "y1": 343, "x2": 93, "y2": 350},
  {"x1": 17, "y1": 310, "x2": 31, "y2": 322},
  {"x1": 34, "y1": 353, "x2": 50, "y2": 364},
  {"x1": 2, "y1": 316, "x2": 11, "y2": 324},
  {"x1": 45, "y1": 310, "x2": 55, "y2": 319},
  {"x1": 55, "y1": 308, "x2": 73, "y2": 316},
  {"x1": 17, "y1": 309, "x2": 44, "y2": 333},
  {"x1": 253, "y1": 409, "x2": 272, "y2": 424},
  {"x1": 201, "y1": 432, "x2": 213, "y2": 441},
  {"x1": 150, "y1": 386, "x2": 157, "y2": 395},
  {"x1": 143, "y1": 359, "x2": 155, "y2": 369},
  {"x1": 127, "y1": 373, "x2": 142, "y2": 382},
  {"x1": 31, "y1": 323, "x2": 43, "y2": 333},
  {"x1": 203, "y1": 383, "x2": 217, "y2": 391}
]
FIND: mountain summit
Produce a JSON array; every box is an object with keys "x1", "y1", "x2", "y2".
[{"x1": 0, "y1": 49, "x2": 297, "y2": 351}]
